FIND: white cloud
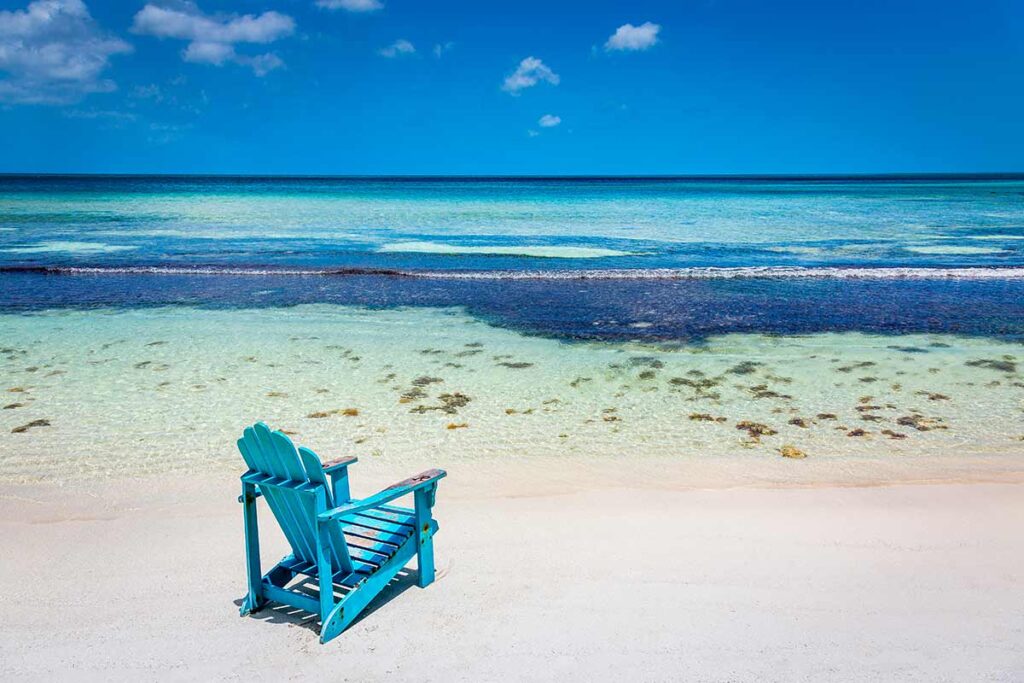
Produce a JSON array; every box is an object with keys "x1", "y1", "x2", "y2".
[
  {"x1": 132, "y1": 2, "x2": 294, "y2": 76},
  {"x1": 538, "y1": 114, "x2": 561, "y2": 128},
  {"x1": 315, "y1": 0, "x2": 382, "y2": 11},
  {"x1": 432, "y1": 41, "x2": 453, "y2": 58},
  {"x1": 502, "y1": 56, "x2": 558, "y2": 94},
  {"x1": 378, "y1": 38, "x2": 414, "y2": 58},
  {"x1": 605, "y1": 22, "x2": 660, "y2": 51},
  {"x1": 0, "y1": 0, "x2": 132, "y2": 104}
]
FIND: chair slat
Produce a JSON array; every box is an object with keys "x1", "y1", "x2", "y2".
[
  {"x1": 251, "y1": 424, "x2": 318, "y2": 563},
  {"x1": 356, "y1": 507, "x2": 416, "y2": 528},
  {"x1": 341, "y1": 519, "x2": 411, "y2": 546}
]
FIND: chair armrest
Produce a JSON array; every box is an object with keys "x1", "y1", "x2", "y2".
[
  {"x1": 322, "y1": 456, "x2": 358, "y2": 474},
  {"x1": 318, "y1": 468, "x2": 446, "y2": 523}
]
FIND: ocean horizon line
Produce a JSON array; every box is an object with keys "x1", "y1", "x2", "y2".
[{"x1": 2, "y1": 172, "x2": 1024, "y2": 182}]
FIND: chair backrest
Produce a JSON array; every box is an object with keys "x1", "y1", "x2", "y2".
[{"x1": 238, "y1": 422, "x2": 354, "y2": 576}]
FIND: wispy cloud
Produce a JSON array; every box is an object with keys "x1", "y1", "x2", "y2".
[
  {"x1": 315, "y1": 0, "x2": 382, "y2": 11},
  {"x1": 432, "y1": 41, "x2": 453, "y2": 59},
  {"x1": 131, "y1": 1, "x2": 294, "y2": 76},
  {"x1": 538, "y1": 114, "x2": 561, "y2": 128},
  {"x1": 605, "y1": 22, "x2": 660, "y2": 51},
  {"x1": 502, "y1": 56, "x2": 559, "y2": 94},
  {"x1": 63, "y1": 108, "x2": 137, "y2": 122},
  {"x1": 0, "y1": 0, "x2": 132, "y2": 105},
  {"x1": 378, "y1": 38, "x2": 414, "y2": 58}
]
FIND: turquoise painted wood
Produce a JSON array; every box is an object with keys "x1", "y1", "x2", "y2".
[{"x1": 237, "y1": 421, "x2": 446, "y2": 643}]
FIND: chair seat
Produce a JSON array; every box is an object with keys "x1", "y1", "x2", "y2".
[{"x1": 273, "y1": 503, "x2": 436, "y2": 589}]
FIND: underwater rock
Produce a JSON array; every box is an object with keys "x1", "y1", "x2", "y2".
[
  {"x1": 638, "y1": 370, "x2": 657, "y2": 380},
  {"x1": 411, "y1": 376, "x2": 444, "y2": 387},
  {"x1": 465, "y1": 342, "x2": 484, "y2": 348},
  {"x1": 837, "y1": 361, "x2": 877, "y2": 373},
  {"x1": 752, "y1": 388, "x2": 792, "y2": 400},
  {"x1": 439, "y1": 393, "x2": 471, "y2": 412},
  {"x1": 569, "y1": 377, "x2": 592, "y2": 388},
  {"x1": 855, "y1": 405, "x2": 883, "y2": 412},
  {"x1": 779, "y1": 444, "x2": 806, "y2": 459},
  {"x1": 788, "y1": 417, "x2": 809, "y2": 428},
  {"x1": 846, "y1": 428, "x2": 868, "y2": 437},
  {"x1": 307, "y1": 408, "x2": 359, "y2": 419},
  {"x1": 7, "y1": 387, "x2": 26, "y2": 393},
  {"x1": 727, "y1": 361, "x2": 763, "y2": 375},
  {"x1": 446, "y1": 422, "x2": 468, "y2": 430},
  {"x1": 896, "y1": 415, "x2": 947, "y2": 431},
  {"x1": 412, "y1": 393, "x2": 472, "y2": 415},
  {"x1": 266, "y1": 391, "x2": 288, "y2": 398},
  {"x1": 497, "y1": 361, "x2": 534, "y2": 369},
  {"x1": 628, "y1": 357, "x2": 664, "y2": 369},
  {"x1": 859, "y1": 414, "x2": 884, "y2": 422},
  {"x1": 419, "y1": 348, "x2": 445, "y2": 355},
  {"x1": 858, "y1": 377, "x2": 878, "y2": 383},
  {"x1": 881, "y1": 429, "x2": 907, "y2": 440},
  {"x1": 736, "y1": 421, "x2": 777, "y2": 438},
  {"x1": 146, "y1": 341, "x2": 168, "y2": 346},
  {"x1": 670, "y1": 377, "x2": 719, "y2": 389},
  {"x1": 816, "y1": 413, "x2": 838, "y2": 420},
  {"x1": 689, "y1": 413, "x2": 727, "y2": 422},
  {"x1": 454, "y1": 349, "x2": 483, "y2": 357},
  {"x1": 400, "y1": 387, "x2": 427, "y2": 403},
  {"x1": 12, "y1": 419, "x2": 50, "y2": 433},
  {"x1": 965, "y1": 358, "x2": 1017, "y2": 374},
  {"x1": 3, "y1": 403, "x2": 24, "y2": 409},
  {"x1": 887, "y1": 345, "x2": 928, "y2": 354}
]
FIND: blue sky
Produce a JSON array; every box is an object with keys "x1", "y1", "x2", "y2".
[{"x1": 0, "y1": 0, "x2": 1022, "y2": 174}]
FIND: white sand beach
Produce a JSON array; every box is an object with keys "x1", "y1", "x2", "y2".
[{"x1": 2, "y1": 458, "x2": 1022, "y2": 682}]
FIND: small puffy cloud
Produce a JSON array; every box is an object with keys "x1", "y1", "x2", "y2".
[
  {"x1": 378, "y1": 39, "x2": 414, "y2": 58},
  {"x1": 0, "y1": 0, "x2": 132, "y2": 104},
  {"x1": 502, "y1": 56, "x2": 558, "y2": 94},
  {"x1": 131, "y1": 2, "x2": 294, "y2": 76},
  {"x1": 605, "y1": 22, "x2": 660, "y2": 51},
  {"x1": 538, "y1": 114, "x2": 561, "y2": 128},
  {"x1": 315, "y1": 0, "x2": 382, "y2": 11}
]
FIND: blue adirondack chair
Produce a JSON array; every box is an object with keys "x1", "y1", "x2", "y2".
[{"x1": 236, "y1": 422, "x2": 446, "y2": 643}]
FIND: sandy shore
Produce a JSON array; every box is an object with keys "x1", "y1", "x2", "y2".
[{"x1": 1, "y1": 460, "x2": 1022, "y2": 682}]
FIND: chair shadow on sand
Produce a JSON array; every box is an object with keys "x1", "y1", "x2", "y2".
[{"x1": 233, "y1": 567, "x2": 420, "y2": 637}]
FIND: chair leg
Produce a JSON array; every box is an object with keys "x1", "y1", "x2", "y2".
[
  {"x1": 241, "y1": 482, "x2": 264, "y2": 615},
  {"x1": 414, "y1": 488, "x2": 436, "y2": 588}
]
